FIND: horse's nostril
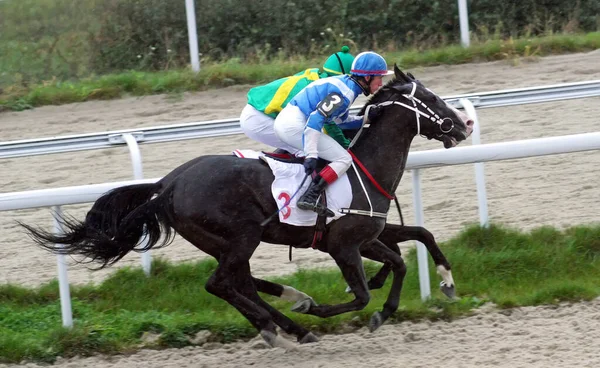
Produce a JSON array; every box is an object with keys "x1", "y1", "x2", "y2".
[{"x1": 466, "y1": 120, "x2": 474, "y2": 127}]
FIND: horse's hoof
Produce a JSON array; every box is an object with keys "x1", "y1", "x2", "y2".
[
  {"x1": 291, "y1": 297, "x2": 316, "y2": 314},
  {"x1": 369, "y1": 311, "x2": 384, "y2": 332},
  {"x1": 260, "y1": 330, "x2": 297, "y2": 351},
  {"x1": 345, "y1": 285, "x2": 352, "y2": 293},
  {"x1": 440, "y1": 281, "x2": 457, "y2": 299},
  {"x1": 298, "y1": 332, "x2": 319, "y2": 344}
]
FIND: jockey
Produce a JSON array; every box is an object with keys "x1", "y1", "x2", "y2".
[
  {"x1": 240, "y1": 46, "x2": 355, "y2": 155},
  {"x1": 273, "y1": 51, "x2": 388, "y2": 217}
]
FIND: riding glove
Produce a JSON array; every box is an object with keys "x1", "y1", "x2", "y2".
[
  {"x1": 367, "y1": 104, "x2": 383, "y2": 123},
  {"x1": 303, "y1": 157, "x2": 318, "y2": 175}
]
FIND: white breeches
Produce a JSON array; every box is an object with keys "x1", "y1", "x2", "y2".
[
  {"x1": 239, "y1": 104, "x2": 302, "y2": 154},
  {"x1": 274, "y1": 105, "x2": 352, "y2": 177}
]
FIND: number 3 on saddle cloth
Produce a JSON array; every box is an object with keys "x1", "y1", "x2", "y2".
[{"x1": 232, "y1": 149, "x2": 352, "y2": 229}]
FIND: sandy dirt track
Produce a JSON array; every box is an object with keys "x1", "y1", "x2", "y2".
[{"x1": 1, "y1": 51, "x2": 600, "y2": 367}]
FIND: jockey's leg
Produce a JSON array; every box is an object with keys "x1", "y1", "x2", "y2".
[
  {"x1": 275, "y1": 105, "x2": 352, "y2": 217},
  {"x1": 296, "y1": 135, "x2": 352, "y2": 217},
  {"x1": 240, "y1": 104, "x2": 302, "y2": 155}
]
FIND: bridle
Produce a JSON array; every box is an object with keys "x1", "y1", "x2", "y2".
[
  {"x1": 365, "y1": 82, "x2": 454, "y2": 139},
  {"x1": 343, "y1": 80, "x2": 458, "y2": 219}
]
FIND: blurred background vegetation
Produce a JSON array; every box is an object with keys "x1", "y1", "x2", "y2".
[
  {"x1": 0, "y1": 0, "x2": 599, "y2": 110},
  {"x1": 2, "y1": 0, "x2": 599, "y2": 87}
]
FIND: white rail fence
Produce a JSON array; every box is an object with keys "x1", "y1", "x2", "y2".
[
  {"x1": 2, "y1": 133, "x2": 600, "y2": 327},
  {"x1": 3, "y1": 80, "x2": 600, "y2": 159},
  {"x1": 2, "y1": 81, "x2": 600, "y2": 327}
]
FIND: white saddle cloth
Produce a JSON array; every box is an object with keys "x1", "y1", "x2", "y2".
[{"x1": 233, "y1": 149, "x2": 352, "y2": 226}]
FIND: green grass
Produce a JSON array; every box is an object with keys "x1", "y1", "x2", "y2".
[
  {"x1": 1, "y1": 223, "x2": 600, "y2": 363},
  {"x1": 393, "y1": 32, "x2": 600, "y2": 68},
  {"x1": 1, "y1": 32, "x2": 599, "y2": 112}
]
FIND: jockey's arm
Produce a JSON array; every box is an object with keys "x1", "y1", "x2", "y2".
[
  {"x1": 336, "y1": 111, "x2": 364, "y2": 130},
  {"x1": 323, "y1": 122, "x2": 351, "y2": 149},
  {"x1": 303, "y1": 92, "x2": 349, "y2": 158}
]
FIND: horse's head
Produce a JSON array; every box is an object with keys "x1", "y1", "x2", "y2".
[{"x1": 366, "y1": 64, "x2": 473, "y2": 148}]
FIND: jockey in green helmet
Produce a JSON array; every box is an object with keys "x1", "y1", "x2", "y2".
[{"x1": 240, "y1": 46, "x2": 355, "y2": 154}]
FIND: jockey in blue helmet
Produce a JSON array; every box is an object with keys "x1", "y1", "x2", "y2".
[{"x1": 273, "y1": 51, "x2": 388, "y2": 217}]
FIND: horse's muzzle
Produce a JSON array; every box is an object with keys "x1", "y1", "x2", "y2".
[{"x1": 449, "y1": 105, "x2": 474, "y2": 138}]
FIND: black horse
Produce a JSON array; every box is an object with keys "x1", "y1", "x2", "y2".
[{"x1": 22, "y1": 65, "x2": 472, "y2": 348}]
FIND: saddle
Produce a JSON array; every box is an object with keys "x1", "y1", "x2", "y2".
[
  {"x1": 261, "y1": 150, "x2": 329, "y2": 252},
  {"x1": 262, "y1": 150, "x2": 303, "y2": 164},
  {"x1": 261, "y1": 150, "x2": 328, "y2": 171}
]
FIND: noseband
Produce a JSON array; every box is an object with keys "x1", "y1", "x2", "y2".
[{"x1": 368, "y1": 82, "x2": 454, "y2": 139}]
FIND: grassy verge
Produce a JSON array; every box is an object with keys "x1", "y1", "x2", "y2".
[
  {"x1": 1, "y1": 223, "x2": 599, "y2": 363},
  {"x1": 1, "y1": 32, "x2": 599, "y2": 113}
]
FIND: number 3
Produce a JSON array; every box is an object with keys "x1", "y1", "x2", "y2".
[{"x1": 321, "y1": 94, "x2": 341, "y2": 112}]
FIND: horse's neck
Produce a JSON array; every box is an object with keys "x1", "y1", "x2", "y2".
[{"x1": 351, "y1": 119, "x2": 414, "y2": 198}]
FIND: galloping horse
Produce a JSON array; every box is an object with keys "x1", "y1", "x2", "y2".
[{"x1": 22, "y1": 65, "x2": 473, "y2": 348}]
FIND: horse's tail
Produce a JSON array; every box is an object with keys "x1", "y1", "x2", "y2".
[{"x1": 20, "y1": 183, "x2": 174, "y2": 269}]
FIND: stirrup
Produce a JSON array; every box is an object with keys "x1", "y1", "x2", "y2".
[
  {"x1": 298, "y1": 201, "x2": 334, "y2": 217},
  {"x1": 316, "y1": 205, "x2": 335, "y2": 218}
]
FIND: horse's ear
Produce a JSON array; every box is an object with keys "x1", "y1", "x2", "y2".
[{"x1": 394, "y1": 64, "x2": 408, "y2": 83}]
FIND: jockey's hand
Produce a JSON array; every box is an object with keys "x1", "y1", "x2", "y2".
[
  {"x1": 367, "y1": 104, "x2": 383, "y2": 122},
  {"x1": 303, "y1": 157, "x2": 318, "y2": 175}
]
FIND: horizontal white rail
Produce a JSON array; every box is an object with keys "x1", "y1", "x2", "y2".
[
  {"x1": 405, "y1": 131, "x2": 600, "y2": 168},
  {"x1": 442, "y1": 79, "x2": 600, "y2": 109},
  {"x1": 2, "y1": 80, "x2": 599, "y2": 159},
  {"x1": 0, "y1": 179, "x2": 158, "y2": 211},
  {"x1": 3, "y1": 132, "x2": 599, "y2": 211}
]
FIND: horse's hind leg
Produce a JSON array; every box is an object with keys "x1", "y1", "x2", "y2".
[
  {"x1": 360, "y1": 239, "x2": 407, "y2": 332},
  {"x1": 241, "y1": 273, "x2": 318, "y2": 343},
  {"x1": 205, "y1": 254, "x2": 295, "y2": 349},
  {"x1": 253, "y1": 277, "x2": 317, "y2": 313}
]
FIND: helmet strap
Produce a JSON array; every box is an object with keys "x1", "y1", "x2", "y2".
[{"x1": 351, "y1": 75, "x2": 370, "y2": 96}]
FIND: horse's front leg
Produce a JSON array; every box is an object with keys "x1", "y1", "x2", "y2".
[
  {"x1": 361, "y1": 241, "x2": 399, "y2": 291},
  {"x1": 372, "y1": 223, "x2": 456, "y2": 298},
  {"x1": 293, "y1": 244, "x2": 371, "y2": 318},
  {"x1": 359, "y1": 239, "x2": 406, "y2": 332}
]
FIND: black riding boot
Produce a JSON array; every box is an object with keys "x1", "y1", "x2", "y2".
[{"x1": 297, "y1": 176, "x2": 335, "y2": 217}]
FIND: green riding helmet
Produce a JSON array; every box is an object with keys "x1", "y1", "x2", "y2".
[{"x1": 322, "y1": 45, "x2": 355, "y2": 76}]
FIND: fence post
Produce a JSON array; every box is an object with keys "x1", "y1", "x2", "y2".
[
  {"x1": 185, "y1": 0, "x2": 200, "y2": 72},
  {"x1": 459, "y1": 99, "x2": 489, "y2": 227},
  {"x1": 411, "y1": 169, "x2": 431, "y2": 300},
  {"x1": 122, "y1": 134, "x2": 152, "y2": 276},
  {"x1": 458, "y1": 0, "x2": 470, "y2": 47},
  {"x1": 52, "y1": 206, "x2": 73, "y2": 328}
]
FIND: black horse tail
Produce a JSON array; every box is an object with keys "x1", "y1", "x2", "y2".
[{"x1": 20, "y1": 183, "x2": 175, "y2": 269}]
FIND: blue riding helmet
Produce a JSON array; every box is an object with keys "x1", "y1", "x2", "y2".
[{"x1": 350, "y1": 51, "x2": 388, "y2": 77}]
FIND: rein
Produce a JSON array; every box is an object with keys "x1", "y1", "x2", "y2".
[
  {"x1": 348, "y1": 150, "x2": 394, "y2": 200},
  {"x1": 341, "y1": 149, "x2": 403, "y2": 224}
]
